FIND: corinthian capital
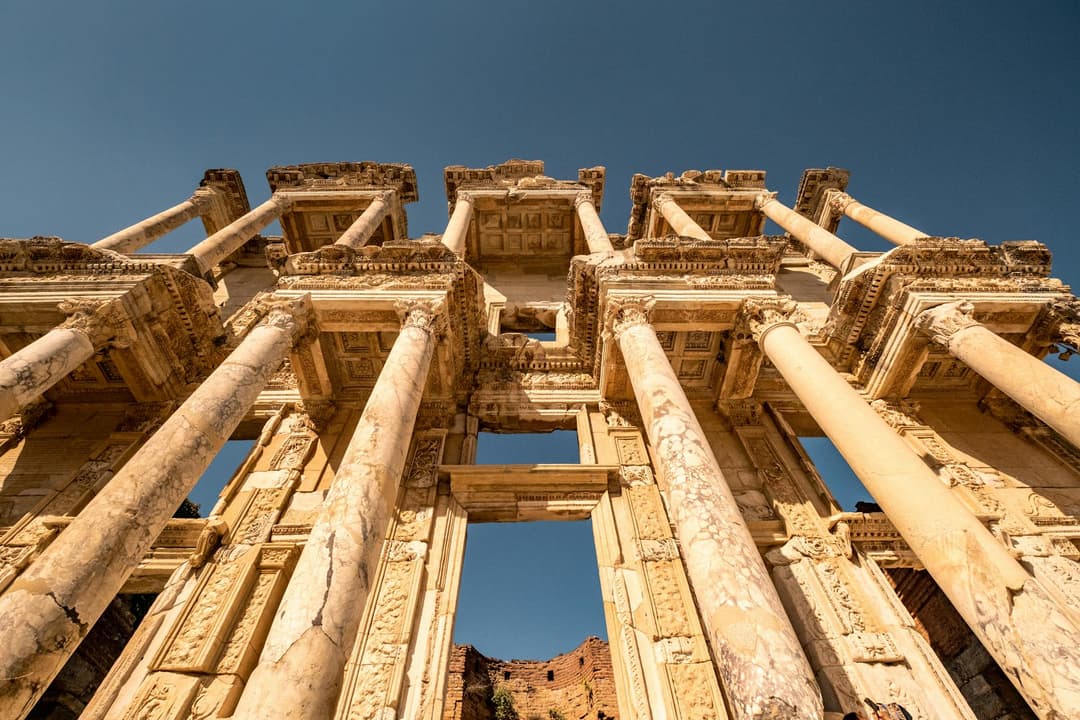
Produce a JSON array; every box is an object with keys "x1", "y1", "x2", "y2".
[
  {"x1": 827, "y1": 190, "x2": 856, "y2": 215},
  {"x1": 753, "y1": 192, "x2": 779, "y2": 210},
  {"x1": 605, "y1": 295, "x2": 655, "y2": 338},
  {"x1": 915, "y1": 301, "x2": 979, "y2": 346},
  {"x1": 257, "y1": 294, "x2": 315, "y2": 344},
  {"x1": 738, "y1": 297, "x2": 803, "y2": 343},
  {"x1": 58, "y1": 298, "x2": 138, "y2": 349},
  {"x1": 395, "y1": 298, "x2": 448, "y2": 338},
  {"x1": 573, "y1": 191, "x2": 597, "y2": 209}
]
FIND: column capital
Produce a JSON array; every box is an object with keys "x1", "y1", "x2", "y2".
[
  {"x1": 826, "y1": 189, "x2": 856, "y2": 215},
  {"x1": 738, "y1": 297, "x2": 804, "y2": 343},
  {"x1": 57, "y1": 298, "x2": 138, "y2": 349},
  {"x1": 915, "y1": 300, "x2": 979, "y2": 346},
  {"x1": 653, "y1": 192, "x2": 676, "y2": 208},
  {"x1": 395, "y1": 298, "x2": 448, "y2": 338},
  {"x1": 269, "y1": 192, "x2": 295, "y2": 211},
  {"x1": 605, "y1": 295, "x2": 655, "y2": 338},
  {"x1": 574, "y1": 191, "x2": 597, "y2": 209},
  {"x1": 190, "y1": 185, "x2": 221, "y2": 209},
  {"x1": 256, "y1": 294, "x2": 316, "y2": 344},
  {"x1": 369, "y1": 189, "x2": 394, "y2": 204},
  {"x1": 753, "y1": 191, "x2": 779, "y2": 210},
  {"x1": 454, "y1": 190, "x2": 475, "y2": 205}
]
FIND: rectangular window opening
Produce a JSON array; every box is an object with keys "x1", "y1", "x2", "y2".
[
  {"x1": 451, "y1": 520, "x2": 617, "y2": 719},
  {"x1": 476, "y1": 430, "x2": 580, "y2": 465},
  {"x1": 183, "y1": 438, "x2": 256, "y2": 518},
  {"x1": 796, "y1": 435, "x2": 874, "y2": 512}
]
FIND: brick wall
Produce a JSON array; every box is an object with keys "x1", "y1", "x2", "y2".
[{"x1": 443, "y1": 636, "x2": 618, "y2": 720}]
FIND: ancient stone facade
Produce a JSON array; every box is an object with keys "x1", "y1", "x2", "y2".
[{"x1": 0, "y1": 160, "x2": 1077, "y2": 719}]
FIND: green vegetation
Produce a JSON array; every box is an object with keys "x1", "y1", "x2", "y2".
[{"x1": 492, "y1": 687, "x2": 518, "y2": 720}]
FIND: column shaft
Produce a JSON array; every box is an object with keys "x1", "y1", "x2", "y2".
[
  {"x1": 615, "y1": 312, "x2": 822, "y2": 720},
  {"x1": 0, "y1": 301, "x2": 306, "y2": 720},
  {"x1": 188, "y1": 196, "x2": 289, "y2": 274},
  {"x1": 442, "y1": 195, "x2": 474, "y2": 256},
  {"x1": 233, "y1": 306, "x2": 439, "y2": 720},
  {"x1": 832, "y1": 192, "x2": 926, "y2": 246},
  {"x1": 0, "y1": 328, "x2": 96, "y2": 422},
  {"x1": 758, "y1": 197, "x2": 858, "y2": 269},
  {"x1": 575, "y1": 195, "x2": 614, "y2": 253},
  {"x1": 759, "y1": 321, "x2": 1080, "y2": 719},
  {"x1": 654, "y1": 194, "x2": 712, "y2": 241},
  {"x1": 93, "y1": 196, "x2": 206, "y2": 254},
  {"x1": 919, "y1": 302, "x2": 1080, "y2": 448},
  {"x1": 334, "y1": 193, "x2": 392, "y2": 249}
]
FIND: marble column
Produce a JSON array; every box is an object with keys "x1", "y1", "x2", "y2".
[
  {"x1": 92, "y1": 188, "x2": 216, "y2": 254},
  {"x1": 0, "y1": 299, "x2": 134, "y2": 423},
  {"x1": 188, "y1": 194, "x2": 292, "y2": 274},
  {"x1": 828, "y1": 191, "x2": 927, "y2": 246},
  {"x1": 233, "y1": 301, "x2": 443, "y2": 720},
  {"x1": 574, "y1": 192, "x2": 614, "y2": 253},
  {"x1": 0, "y1": 297, "x2": 311, "y2": 720},
  {"x1": 610, "y1": 297, "x2": 823, "y2": 720},
  {"x1": 749, "y1": 299, "x2": 1080, "y2": 719},
  {"x1": 756, "y1": 194, "x2": 859, "y2": 270},
  {"x1": 334, "y1": 191, "x2": 393, "y2": 249},
  {"x1": 441, "y1": 191, "x2": 474, "y2": 256},
  {"x1": 917, "y1": 301, "x2": 1080, "y2": 448},
  {"x1": 654, "y1": 193, "x2": 712, "y2": 241}
]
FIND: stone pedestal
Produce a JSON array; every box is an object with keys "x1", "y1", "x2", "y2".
[
  {"x1": 334, "y1": 192, "x2": 392, "y2": 249},
  {"x1": 441, "y1": 193, "x2": 474, "y2": 256},
  {"x1": 751, "y1": 300, "x2": 1080, "y2": 719},
  {"x1": 0, "y1": 299, "x2": 134, "y2": 423},
  {"x1": 828, "y1": 191, "x2": 926, "y2": 246},
  {"x1": 917, "y1": 301, "x2": 1080, "y2": 448},
  {"x1": 654, "y1": 194, "x2": 712, "y2": 241},
  {"x1": 188, "y1": 195, "x2": 291, "y2": 274},
  {"x1": 0, "y1": 298, "x2": 311, "y2": 720},
  {"x1": 611, "y1": 298, "x2": 823, "y2": 720},
  {"x1": 232, "y1": 301, "x2": 443, "y2": 720},
  {"x1": 756, "y1": 194, "x2": 858, "y2": 269},
  {"x1": 575, "y1": 193, "x2": 614, "y2": 253},
  {"x1": 92, "y1": 190, "x2": 214, "y2": 254}
]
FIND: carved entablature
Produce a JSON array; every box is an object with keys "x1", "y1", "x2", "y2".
[
  {"x1": 792, "y1": 167, "x2": 850, "y2": 234},
  {"x1": 627, "y1": 169, "x2": 767, "y2": 242},
  {"x1": 443, "y1": 158, "x2": 604, "y2": 205},
  {"x1": 0, "y1": 237, "x2": 226, "y2": 403},
  {"x1": 265, "y1": 162, "x2": 418, "y2": 253},
  {"x1": 823, "y1": 236, "x2": 1066, "y2": 397},
  {"x1": 274, "y1": 239, "x2": 485, "y2": 406},
  {"x1": 199, "y1": 168, "x2": 251, "y2": 235}
]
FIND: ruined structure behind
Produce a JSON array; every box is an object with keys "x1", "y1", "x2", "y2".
[{"x1": 0, "y1": 159, "x2": 1078, "y2": 720}]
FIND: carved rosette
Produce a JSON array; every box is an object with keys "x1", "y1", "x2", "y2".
[
  {"x1": 394, "y1": 298, "x2": 448, "y2": 338},
  {"x1": 604, "y1": 295, "x2": 655, "y2": 340},
  {"x1": 737, "y1": 297, "x2": 804, "y2": 343},
  {"x1": 914, "y1": 300, "x2": 979, "y2": 346},
  {"x1": 57, "y1": 298, "x2": 138, "y2": 349}
]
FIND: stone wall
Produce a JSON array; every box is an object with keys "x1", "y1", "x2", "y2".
[
  {"x1": 888, "y1": 569, "x2": 1036, "y2": 720},
  {"x1": 442, "y1": 636, "x2": 618, "y2": 720}
]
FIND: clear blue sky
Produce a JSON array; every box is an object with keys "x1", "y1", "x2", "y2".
[{"x1": 3, "y1": 1, "x2": 1078, "y2": 660}]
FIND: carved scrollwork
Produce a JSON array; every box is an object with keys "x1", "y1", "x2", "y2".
[
  {"x1": 826, "y1": 190, "x2": 857, "y2": 216},
  {"x1": 869, "y1": 399, "x2": 923, "y2": 430},
  {"x1": 1049, "y1": 296, "x2": 1080, "y2": 360},
  {"x1": 737, "y1": 297, "x2": 804, "y2": 343},
  {"x1": 255, "y1": 294, "x2": 316, "y2": 344},
  {"x1": 394, "y1": 298, "x2": 448, "y2": 338},
  {"x1": 914, "y1": 300, "x2": 979, "y2": 346},
  {"x1": 604, "y1": 295, "x2": 655, "y2": 339},
  {"x1": 57, "y1": 297, "x2": 138, "y2": 349}
]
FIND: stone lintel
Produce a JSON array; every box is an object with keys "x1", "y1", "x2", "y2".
[
  {"x1": 265, "y1": 161, "x2": 418, "y2": 202},
  {"x1": 791, "y1": 166, "x2": 850, "y2": 230}
]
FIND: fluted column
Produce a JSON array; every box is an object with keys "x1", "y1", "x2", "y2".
[
  {"x1": 441, "y1": 192, "x2": 474, "y2": 256},
  {"x1": 749, "y1": 298, "x2": 1080, "y2": 719},
  {"x1": 574, "y1": 192, "x2": 614, "y2": 253},
  {"x1": 916, "y1": 300, "x2": 1080, "y2": 448},
  {"x1": 0, "y1": 299, "x2": 135, "y2": 423},
  {"x1": 0, "y1": 297, "x2": 312, "y2": 720},
  {"x1": 610, "y1": 297, "x2": 822, "y2": 720},
  {"x1": 187, "y1": 194, "x2": 292, "y2": 274},
  {"x1": 334, "y1": 191, "x2": 393, "y2": 249},
  {"x1": 828, "y1": 190, "x2": 927, "y2": 246},
  {"x1": 92, "y1": 188, "x2": 216, "y2": 254},
  {"x1": 654, "y1": 193, "x2": 712, "y2": 241},
  {"x1": 756, "y1": 193, "x2": 859, "y2": 269},
  {"x1": 233, "y1": 300, "x2": 443, "y2": 720}
]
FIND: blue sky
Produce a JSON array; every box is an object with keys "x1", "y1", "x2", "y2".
[{"x1": 3, "y1": 1, "x2": 1078, "y2": 660}]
